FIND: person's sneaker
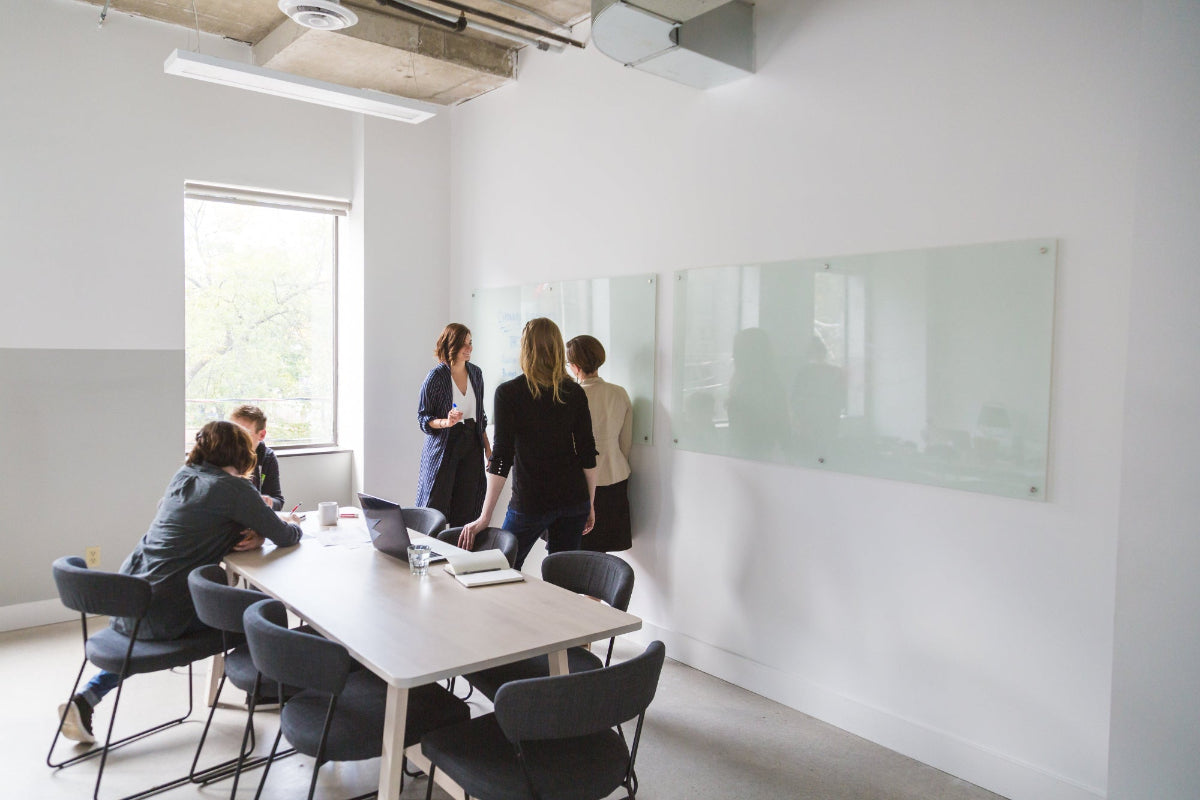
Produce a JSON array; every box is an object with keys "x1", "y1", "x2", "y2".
[{"x1": 57, "y1": 694, "x2": 95, "y2": 744}]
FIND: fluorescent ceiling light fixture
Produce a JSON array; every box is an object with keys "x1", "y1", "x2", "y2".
[{"x1": 163, "y1": 49, "x2": 438, "y2": 124}]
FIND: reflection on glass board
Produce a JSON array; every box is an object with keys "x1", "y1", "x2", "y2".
[
  {"x1": 673, "y1": 240, "x2": 1056, "y2": 501},
  {"x1": 472, "y1": 275, "x2": 657, "y2": 445}
]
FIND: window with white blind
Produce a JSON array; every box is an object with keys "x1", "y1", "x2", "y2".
[{"x1": 184, "y1": 182, "x2": 347, "y2": 448}]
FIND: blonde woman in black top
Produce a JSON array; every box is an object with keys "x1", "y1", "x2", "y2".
[{"x1": 459, "y1": 318, "x2": 598, "y2": 569}]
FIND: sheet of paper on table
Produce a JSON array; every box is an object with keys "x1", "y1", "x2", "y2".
[{"x1": 308, "y1": 523, "x2": 372, "y2": 548}]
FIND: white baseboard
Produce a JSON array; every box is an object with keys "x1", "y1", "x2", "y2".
[
  {"x1": 627, "y1": 622, "x2": 1105, "y2": 800},
  {"x1": 0, "y1": 599, "x2": 77, "y2": 632}
]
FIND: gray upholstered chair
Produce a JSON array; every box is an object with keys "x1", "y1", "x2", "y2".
[
  {"x1": 187, "y1": 564, "x2": 300, "y2": 796},
  {"x1": 48, "y1": 555, "x2": 226, "y2": 800},
  {"x1": 464, "y1": 551, "x2": 635, "y2": 701},
  {"x1": 435, "y1": 526, "x2": 521, "y2": 700},
  {"x1": 243, "y1": 598, "x2": 469, "y2": 800},
  {"x1": 437, "y1": 526, "x2": 519, "y2": 567},
  {"x1": 400, "y1": 506, "x2": 449, "y2": 536},
  {"x1": 422, "y1": 640, "x2": 666, "y2": 800}
]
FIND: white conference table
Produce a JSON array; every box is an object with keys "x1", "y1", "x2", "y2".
[{"x1": 224, "y1": 512, "x2": 642, "y2": 800}]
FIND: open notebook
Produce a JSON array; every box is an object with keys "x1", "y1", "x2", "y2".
[{"x1": 443, "y1": 549, "x2": 524, "y2": 588}]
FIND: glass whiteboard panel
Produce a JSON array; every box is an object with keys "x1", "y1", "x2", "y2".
[
  {"x1": 672, "y1": 240, "x2": 1056, "y2": 501},
  {"x1": 472, "y1": 274, "x2": 657, "y2": 444}
]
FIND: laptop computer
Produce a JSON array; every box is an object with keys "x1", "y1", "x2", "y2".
[{"x1": 358, "y1": 493, "x2": 451, "y2": 563}]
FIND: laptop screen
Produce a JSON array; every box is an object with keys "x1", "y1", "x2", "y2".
[
  {"x1": 358, "y1": 492, "x2": 408, "y2": 544},
  {"x1": 357, "y1": 493, "x2": 449, "y2": 563}
]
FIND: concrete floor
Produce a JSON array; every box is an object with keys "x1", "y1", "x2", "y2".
[{"x1": 4, "y1": 618, "x2": 1008, "y2": 799}]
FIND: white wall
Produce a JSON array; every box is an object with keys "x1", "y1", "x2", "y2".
[
  {"x1": 1107, "y1": 2, "x2": 1200, "y2": 798},
  {"x1": 0, "y1": 0, "x2": 448, "y2": 622},
  {"x1": 0, "y1": 2, "x2": 355, "y2": 352},
  {"x1": 449, "y1": 2, "x2": 1142, "y2": 798},
  {"x1": 360, "y1": 115, "x2": 453, "y2": 504}
]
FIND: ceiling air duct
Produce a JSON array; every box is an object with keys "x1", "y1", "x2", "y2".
[{"x1": 591, "y1": 0, "x2": 754, "y2": 89}]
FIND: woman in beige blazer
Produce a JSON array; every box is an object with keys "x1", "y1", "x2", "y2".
[{"x1": 566, "y1": 335, "x2": 633, "y2": 552}]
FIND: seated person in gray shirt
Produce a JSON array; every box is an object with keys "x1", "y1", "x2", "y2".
[{"x1": 56, "y1": 420, "x2": 304, "y2": 744}]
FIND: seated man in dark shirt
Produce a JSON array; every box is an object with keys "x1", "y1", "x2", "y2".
[{"x1": 230, "y1": 404, "x2": 284, "y2": 510}]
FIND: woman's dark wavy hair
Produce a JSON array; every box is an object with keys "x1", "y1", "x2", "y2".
[
  {"x1": 186, "y1": 420, "x2": 257, "y2": 476},
  {"x1": 434, "y1": 323, "x2": 472, "y2": 365}
]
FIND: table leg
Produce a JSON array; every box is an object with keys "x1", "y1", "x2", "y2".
[
  {"x1": 206, "y1": 653, "x2": 224, "y2": 707},
  {"x1": 203, "y1": 565, "x2": 241, "y2": 707},
  {"x1": 547, "y1": 648, "x2": 569, "y2": 676},
  {"x1": 379, "y1": 685, "x2": 410, "y2": 799}
]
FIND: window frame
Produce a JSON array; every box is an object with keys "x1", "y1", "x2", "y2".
[{"x1": 183, "y1": 181, "x2": 347, "y2": 451}]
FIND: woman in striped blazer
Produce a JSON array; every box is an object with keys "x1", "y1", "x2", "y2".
[{"x1": 416, "y1": 323, "x2": 491, "y2": 526}]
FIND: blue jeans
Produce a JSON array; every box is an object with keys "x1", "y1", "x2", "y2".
[
  {"x1": 503, "y1": 500, "x2": 591, "y2": 570},
  {"x1": 81, "y1": 671, "x2": 121, "y2": 707}
]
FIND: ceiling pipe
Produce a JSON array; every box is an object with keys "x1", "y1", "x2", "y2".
[
  {"x1": 482, "y1": 0, "x2": 573, "y2": 32},
  {"x1": 360, "y1": 0, "x2": 567, "y2": 52},
  {"x1": 418, "y1": 0, "x2": 586, "y2": 49},
  {"x1": 375, "y1": 0, "x2": 466, "y2": 31}
]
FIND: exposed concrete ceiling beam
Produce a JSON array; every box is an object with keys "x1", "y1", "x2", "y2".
[
  {"x1": 253, "y1": 6, "x2": 515, "y2": 105},
  {"x1": 72, "y1": 0, "x2": 741, "y2": 106}
]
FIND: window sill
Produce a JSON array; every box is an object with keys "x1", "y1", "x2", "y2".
[{"x1": 275, "y1": 446, "x2": 353, "y2": 458}]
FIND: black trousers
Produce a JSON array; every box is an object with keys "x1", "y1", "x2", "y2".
[{"x1": 427, "y1": 420, "x2": 485, "y2": 527}]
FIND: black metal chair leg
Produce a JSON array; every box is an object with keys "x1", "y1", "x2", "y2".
[
  {"x1": 90, "y1": 673, "x2": 128, "y2": 800},
  {"x1": 187, "y1": 673, "x2": 228, "y2": 780},
  {"x1": 253, "y1": 726, "x2": 286, "y2": 800},
  {"x1": 47, "y1": 657, "x2": 90, "y2": 767},
  {"x1": 93, "y1": 666, "x2": 207, "y2": 800},
  {"x1": 224, "y1": 681, "x2": 258, "y2": 799},
  {"x1": 445, "y1": 675, "x2": 475, "y2": 702},
  {"x1": 424, "y1": 765, "x2": 437, "y2": 800},
  {"x1": 50, "y1": 665, "x2": 199, "y2": 774}
]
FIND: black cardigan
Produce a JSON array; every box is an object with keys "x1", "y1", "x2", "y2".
[{"x1": 487, "y1": 377, "x2": 597, "y2": 514}]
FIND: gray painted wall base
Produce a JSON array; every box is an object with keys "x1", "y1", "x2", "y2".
[{"x1": 0, "y1": 348, "x2": 183, "y2": 607}]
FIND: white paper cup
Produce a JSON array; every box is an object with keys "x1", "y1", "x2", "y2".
[{"x1": 318, "y1": 501, "x2": 338, "y2": 525}]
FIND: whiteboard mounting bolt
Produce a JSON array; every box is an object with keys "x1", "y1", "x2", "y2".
[
  {"x1": 1029, "y1": 486, "x2": 1038, "y2": 494},
  {"x1": 817, "y1": 457, "x2": 825, "y2": 463},
  {"x1": 1039, "y1": 247, "x2": 1048, "y2": 254}
]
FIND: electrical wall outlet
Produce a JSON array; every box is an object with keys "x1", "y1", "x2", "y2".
[{"x1": 85, "y1": 546, "x2": 101, "y2": 568}]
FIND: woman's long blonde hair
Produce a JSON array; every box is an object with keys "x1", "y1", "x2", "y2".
[{"x1": 519, "y1": 317, "x2": 568, "y2": 403}]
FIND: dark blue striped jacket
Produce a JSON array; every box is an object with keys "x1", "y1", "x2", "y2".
[{"x1": 415, "y1": 361, "x2": 488, "y2": 508}]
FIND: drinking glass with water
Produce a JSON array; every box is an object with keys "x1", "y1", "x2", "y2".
[{"x1": 407, "y1": 544, "x2": 432, "y2": 576}]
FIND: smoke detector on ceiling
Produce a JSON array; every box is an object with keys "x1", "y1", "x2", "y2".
[{"x1": 278, "y1": 0, "x2": 359, "y2": 31}]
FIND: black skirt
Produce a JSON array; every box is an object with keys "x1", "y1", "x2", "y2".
[
  {"x1": 581, "y1": 479, "x2": 632, "y2": 552},
  {"x1": 426, "y1": 420, "x2": 485, "y2": 527}
]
